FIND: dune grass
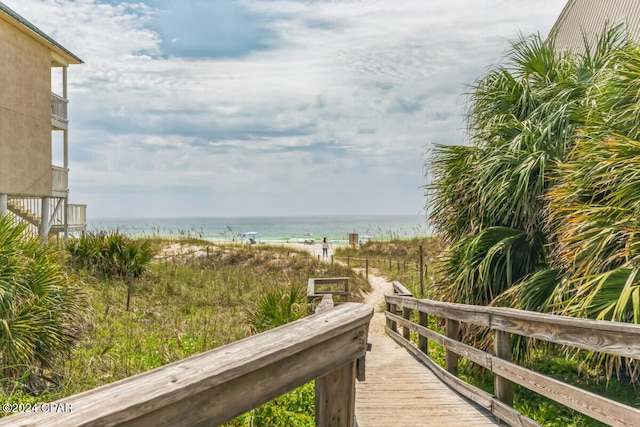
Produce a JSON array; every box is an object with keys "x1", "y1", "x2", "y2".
[
  {"x1": 334, "y1": 236, "x2": 441, "y2": 296},
  {"x1": 1, "y1": 238, "x2": 369, "y2": 425}
]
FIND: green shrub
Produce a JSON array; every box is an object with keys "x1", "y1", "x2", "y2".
[
  {"x1": 67, "y1": 232, "x2": 153, "y2": 280},
  {"x1": 225, "y1": 380, "x2": 314, "y2": 426},
  {"x1": 0, "y1": 216, "x2": 87, "y2": 384},
  {"x1": 245, "y1": 286, "x2": 306, "y2": 333}
]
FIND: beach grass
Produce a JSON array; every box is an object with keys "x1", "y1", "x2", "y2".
[
  {"x1": 1, "y1": 237, "x2": 369, "y2": 425},
  {"x1": 334, "y1": 236, "x2": 441, "y2": 296}
]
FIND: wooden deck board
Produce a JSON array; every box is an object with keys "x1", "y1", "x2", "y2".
[{"x1": 355, "y1": 329, "x2": 501, "y2": 426}]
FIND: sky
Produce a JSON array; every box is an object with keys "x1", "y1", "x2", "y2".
[{"x1": 5, "y1": 0, "x2": 568, "y2": 219}]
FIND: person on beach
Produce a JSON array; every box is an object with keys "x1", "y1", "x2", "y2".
[{"x1": 322, "y1": 237, "x2": 329, "y2": 257}]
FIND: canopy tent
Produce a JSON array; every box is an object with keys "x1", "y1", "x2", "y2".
[{"x1": 242, "y1": 232, "x2": 259, "y2": 244}]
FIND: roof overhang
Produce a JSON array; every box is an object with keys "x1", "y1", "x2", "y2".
[{"x1": 0, "y1": 1, "x2": 83, "y2": 66}]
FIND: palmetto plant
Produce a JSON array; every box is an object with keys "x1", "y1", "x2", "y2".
[
  {"x1": 246, "y1": 286, "x2": 305, "y2": 333},
  {"x1": 66, "y1": 232, "x2": 153, "y2": 280},
  {"x1": 428, "y1": 32, "x2": 598, "y2": 306},
  {"x1": 547, "y1": 135, "x2": 640, "y2": 321},
  {"x1": 0, "y1": 216, "x2": 86, "y2": 381},
  {"x1": 427, "y1": 26, "x2": 640, "y2": 380}
]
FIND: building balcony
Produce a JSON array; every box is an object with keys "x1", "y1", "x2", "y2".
[
  {"x1": 51, "y1": 92, "x2": 68, "y2": 130},
  {"x1": 7, "y1": 198, "x2": 87, "y2": 235},
  {"x1": 52, "y1": 166, "x2": 68, "y2": 197},
  {"x1": 50, "y1": 203, "x2": 87, "y2": 233}
]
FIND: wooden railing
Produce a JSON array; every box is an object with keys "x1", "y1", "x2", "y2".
[
  {"x1": 385, "y1": 283, "x2": 640, "y2": 427},
  {"x1": 308, "y1": 277, "x2": 349, "y2": 302},
  {"x1": 52, "y1": 166, "x2": 68, "y2": 195},
  {"x1": 51, "y1": 92, "x2": 68, "y2": 123},
  {"x1": 0, "y1": 303, "x2": 373, "y2": 427},
  {"x1": 50, "y1": 203, "x2": 87, "y2": 233},
  {"x1": 8, "y1": 198, "x2": 86, "y2": 233},
  {"x1": 66, "y1": 204, "x2": 86, "y2": 230},
  {"x1": 7, "y1": 197, "x2": 40, "y2": 224}
]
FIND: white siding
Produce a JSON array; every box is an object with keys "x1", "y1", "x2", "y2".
[{"x1": 550, "y1": 0, "x2": 640, "y2": 53}]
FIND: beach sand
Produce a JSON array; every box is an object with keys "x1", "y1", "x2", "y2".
[
  {"x1": 156, "y1": 240, "x2": 346, "y2": 260},
  {"x1": 265, "y1": 241, "x2": 345, "y2": 259}
]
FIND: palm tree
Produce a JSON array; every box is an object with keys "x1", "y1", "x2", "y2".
[
  {"x1": 428, "y1": 26, "x2": 640, "y2": 379},
  {"x1": 427, "y1": 32, "x2": 595, "y2": 306},
  {"x1": 0, "y1": 216, "x2": 87, "y2": 383}
]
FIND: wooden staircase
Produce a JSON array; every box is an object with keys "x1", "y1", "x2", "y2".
[
  {"x1": 7, "y1": 198, "x2": 41, "y2": 226},
  {"x1": 4, "y1": 197, "x2": 87, "y2": 237}
]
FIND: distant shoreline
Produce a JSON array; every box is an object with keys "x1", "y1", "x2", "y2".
[{"x1": 87, "y1": 214, "x2": 432, "y2": 242}]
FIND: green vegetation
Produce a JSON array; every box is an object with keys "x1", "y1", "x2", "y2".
[
  {"x1": 335, "y1": 237, "x2": 440, "y2": 296},
  {"x1": 2, "y1": 222, "x2": 639, "y2": 426},
  {"x1": 0, "y1": 216, "x2": 87, "y2": 393},
  {"x1": 66, "y1": 231, "x2": 153, "y2": 280},
  {"x1": 227, "y1": 381, "x2": 315, "y2": 427},
  {"x1": 348, "y1": 238, "x2": 640, "y2": 427},
  {"x1": 246, "y1": 285, "x2": 306, "y2": 333},
  {"x1": 1, "y1": 231, "x2": 369, "y2": 424},
  {"x1": 426, "y1": 27, "x2": 640, "y2": 383}
]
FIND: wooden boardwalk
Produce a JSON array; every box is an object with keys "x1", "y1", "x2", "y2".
[{"x1": 355, "y1": 329, "x2": 500, "y2": 426}]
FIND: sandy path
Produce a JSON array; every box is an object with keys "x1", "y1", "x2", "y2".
[{"x1": 358, "y1": 269, "x2": 393, "y2": 335}]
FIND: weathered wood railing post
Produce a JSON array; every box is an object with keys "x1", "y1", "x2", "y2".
[
  {"x1": 315, "y1": 361, "x2": 357, "y2": 427},
  {"x1": 419, "y1": 245, "x2": 424, "y2": 297},
  {"x1": 365, "y1": 258, "x2": 369, "y2": 279},
  {"x1": 383, "y1": 290, "x2": 640, "y2": 426},
  {"x1": 387, "y1": 301, "x2": 397, "y2": 332},
  {"x1": 445, "y1": 319, "x2": 459, "y2": 376},
  {"x1": 418, "y1": 311, "x2": 428, "y2": 354},
  {"x1": 402, "y1": 306, "x2": 412, "y2": 340},
  {"x1": 314, "y1": 295, "x2": 356, "y2": 426},
  {"x1": 494, "y1": 330, "x2": 514, "y2": 407}
]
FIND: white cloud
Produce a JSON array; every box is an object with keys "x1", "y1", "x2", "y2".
[{"x1": 3, "y1": 0, "x2": 568, "y2": 217}]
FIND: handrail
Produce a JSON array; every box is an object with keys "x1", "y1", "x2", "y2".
[
  {"x1": 51, "y1": 92, "x2": 68, "y2": 122},
  {"x1": 307, "y1": 277, "x2": 349, "y2": 302},
  {"x1": 334, "y1": 255, "x2": 409, "y2": 269},
  {"x1": 385, "y1": 288, "x2": 640, "y2": 427},
  {"x1": 51, "y1": 166, "x2": 68, "y2": 194},
  {"x1": 1, "y1": 303, "x2": 373, "y2": 427}
]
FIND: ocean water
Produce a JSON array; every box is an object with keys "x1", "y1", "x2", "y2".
[{"x1": 88, "y1": 215, "x2": 431, "y2": 244}]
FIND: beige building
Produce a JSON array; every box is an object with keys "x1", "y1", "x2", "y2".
[
  {"x1": 550, "y1": 0, "x2": 640, "y2": 53},
  {"x1": 0, "y1": 2, "x2": 86, "y2": 237}
]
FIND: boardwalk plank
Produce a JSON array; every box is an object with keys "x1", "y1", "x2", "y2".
[{"x1": 355, "y1": 323, "x2": 500, "y2": 426}]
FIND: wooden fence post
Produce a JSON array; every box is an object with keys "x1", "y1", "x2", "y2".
[
  {"x1": 365, "y1": 258, "x2": 369, "y2": 280},
  {"x1": 402, "y1": 307, "x2": 411, "y2": 340},
  {"x1": 419, "y1": 245, "x2": 424, "y2": 297},
  {"x1": 418, "y1": 311, "x2": 428, "y2": 354},
  {"x1": 388, "y1": 302, "x2": 397, "y2": 333},
  {"x1": 347, "y1": 256, "x2": 350, "y2": 267},
  {"x1": 445, "y1": 319, "x2": 459, "y2": 376},
  {"x1": 315, "y1": 362, "x2": 356, "y2": 427},
  {"x1": 126, "y1": 273, "x2": 134, "y2": 311},
  {"x1": 494, "y1": 330, "x2": 514, "y2": 407}
]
